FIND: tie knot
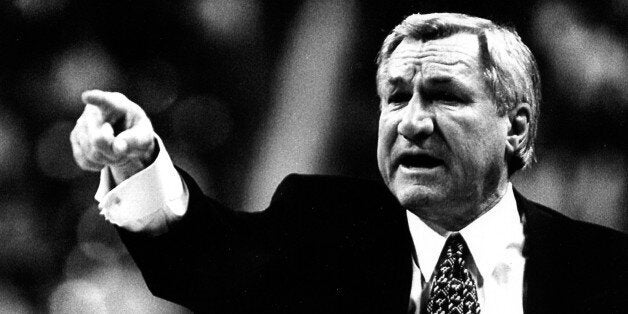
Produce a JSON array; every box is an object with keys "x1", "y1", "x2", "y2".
[{"x1": 442, "y1": 233, "x2": 469, "y2": 274}]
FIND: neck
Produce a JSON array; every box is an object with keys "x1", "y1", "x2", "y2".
[{"x1": 415, "y1": 182, "x2": 510, "y2": 233}]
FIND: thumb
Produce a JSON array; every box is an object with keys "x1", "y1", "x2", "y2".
[
  {"x1": 112, "y1": 127, "x2": 155, "y2": 160},
  {"x1": 108, "y1": 128, "x2": 157, "y2": 182},
  {"x1": 112, "y1": 137, "x2": 129, "y2": 155}
]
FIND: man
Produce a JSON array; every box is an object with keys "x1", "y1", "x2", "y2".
[{"x1": 70, "y1": 13, "x2": 627, "y2": 314}]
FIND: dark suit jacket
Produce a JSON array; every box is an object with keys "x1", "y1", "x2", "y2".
[{"x1": 118, "y1": 171, "x2": 628, "y2": 313}]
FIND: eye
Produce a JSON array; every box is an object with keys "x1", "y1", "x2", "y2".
[
  {"x1": 426, "y1": 90, "x2": 465, "y2": 104},
  {"x1": 387, "y1": 91, "x2": 412, "y2": 105},
  {"x1": 433, "y1": 91, "x2": 462, "y2": 102}
]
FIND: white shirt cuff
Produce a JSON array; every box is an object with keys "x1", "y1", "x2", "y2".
[{"x1": 95, "y1": 135, "x2": 189, "y2": 234}]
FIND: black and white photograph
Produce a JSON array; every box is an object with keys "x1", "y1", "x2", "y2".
[{"x1": 0, "y1": 0, "x2": 626, "y2": 313}]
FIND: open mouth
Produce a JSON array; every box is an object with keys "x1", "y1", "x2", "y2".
[{"x1": 398, "y1": 154, "x2": 444, "y2": 169}]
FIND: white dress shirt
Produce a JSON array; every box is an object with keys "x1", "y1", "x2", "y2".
[
  {"x1": 96, "y1": 138, "x2": 525, "y2": 313},
  {"x1": 95, "y1": 135, "x2": 188, "y2": 235},
  {"x1": 406, "y1": 184, "x2": 525, "y2": 314}
]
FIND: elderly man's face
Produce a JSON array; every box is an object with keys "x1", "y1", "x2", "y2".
[{"x1": 377, "y1": 33, "x2": 510, "y2": 229}]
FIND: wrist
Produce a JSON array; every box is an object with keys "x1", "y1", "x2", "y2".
[{"x1": 110, "y1": 138, "x2": 159, "y2": 185}]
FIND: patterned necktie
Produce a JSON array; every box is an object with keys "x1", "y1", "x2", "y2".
[{"x1": 426, "y1": 233, "x2": 480, "y2": 314}]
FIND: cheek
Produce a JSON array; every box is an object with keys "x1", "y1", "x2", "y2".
[
  {"x1": 442, "y1": 114, "x2": 507, "y2": 171},
  {"x1": 378, "y1": 113, "x2": 400, "y2": 146},
  {"x1": 376, "y1": 113, "x2": 399, "y2": 173},
  {"x1": 438, "y1": 112, "x2": 496, "y2": 160}
]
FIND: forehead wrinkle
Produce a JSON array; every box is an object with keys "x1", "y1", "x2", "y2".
[
  {"x1": 421, "y1": 41, "x2": 479, "y2": 56},
  {"x1": 389, "y1": 48, "x2": 423, "y2": 67},
  {"x1": 387, "y1": 57, "x2": 420, "y2": 87},
  {"x1": 417, "y1": 48, "x2": 480, "y2": 69},
  {"x1": 418, "y1": 51, "x2": 482, "y2": 85},
  {"x1": 387, "y1": 37, "x2": 481, "y2": 82},
  {"x1": 386, "y1": 40, "x2": 426, "y2": 86},
  {"x1": 420, "y1": 40, "x2": 481, "y2": 72}
]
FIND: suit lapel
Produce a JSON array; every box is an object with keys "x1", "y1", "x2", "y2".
[{"x1": 515, "y1": 190, "x2": 572, "y2": 314}]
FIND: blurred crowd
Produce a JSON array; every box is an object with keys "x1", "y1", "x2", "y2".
[{"x1": 0, "y1": 0, "x2": 626, "y2": 312}]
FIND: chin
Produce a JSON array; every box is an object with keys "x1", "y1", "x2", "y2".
[{"x1": 392, "y1": 184, "x2": 445, "y2": 211}]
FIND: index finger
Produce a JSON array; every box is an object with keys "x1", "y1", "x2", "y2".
[{"x1": 81, "y1": 90, "x2": 130, "y2": 116}]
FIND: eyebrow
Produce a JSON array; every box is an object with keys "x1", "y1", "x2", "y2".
[
  {"x1": 386, "y1": 76, "x2": 409, "y2": 87},
  {"x1": 420, "y1": 75, "x2": 476, "y2": 101},
  {"x1": 387, "y1": 74, "x2": 461, "y2": 90},
  {"x1": 382, "y1": 76, "x2": 412, "y2": 98},
  {"x1": 423, "y1": 75, "x2": 453, "y2": 84}
]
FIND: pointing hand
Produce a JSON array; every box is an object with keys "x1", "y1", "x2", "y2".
[{"x1": 70, "y1": 90, "x2": 156, "y2": 184}]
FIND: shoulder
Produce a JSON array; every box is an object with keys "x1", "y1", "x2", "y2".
[
  {"x1": 517, "y1": 192, "x2": 628, "y2": 286},
  {"x1": 518, "y1": 193, "x2": 628, "y2": 251},
  {"x1": 517, "y1": 192, "x2": 628, "y2": 254},
  {"x1": 516, "y1": 193, "x2": 628, "y2": 311},
  {"x1": 270, "y1": 173, "x2": 395, "y2": 207}
]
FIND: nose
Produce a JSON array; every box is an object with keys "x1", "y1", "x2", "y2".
[{"x1": 397, "y1": 98, "x2": 434, "y2": 141}]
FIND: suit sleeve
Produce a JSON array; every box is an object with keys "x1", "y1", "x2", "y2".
[{"x1": 116, "y1": 169, "x2": 297, "y2": 312}]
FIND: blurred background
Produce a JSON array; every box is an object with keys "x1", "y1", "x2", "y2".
[{"x1": 0, "y1": 0, "x2": 626, "y2": 312}]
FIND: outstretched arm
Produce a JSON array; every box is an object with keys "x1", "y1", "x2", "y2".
[{"x1": 70, "y1": 91, "x2": 287, "y2": 312}]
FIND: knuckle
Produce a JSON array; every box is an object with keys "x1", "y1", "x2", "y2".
[
  {"x1": 84, "y1": 108, "x2": 100, "y2": 120},
  {"x1": 76, "y1": 158, "x2": 91, "y2": 170},
  {"x1": 72, "y1": 149, "x2": 83, "y2": 162},
  {"x1": 82, "y1": 152, "x2": 94, "y2": 164},
  {"x1": 91, "y1": 133, "x2": 106, "y2": 147},
  {"x1": 87, "y1": 134, "x2": 100, "y2": 148},
  {"x1": 84, "y1": 149, "x2": 100, "y2": 163}
]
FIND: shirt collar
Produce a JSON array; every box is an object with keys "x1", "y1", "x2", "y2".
[{"x1": 406, "y1": 183, "x2": 524, "y2": 282}]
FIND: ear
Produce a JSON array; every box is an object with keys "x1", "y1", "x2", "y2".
[{"x1": 506, "y1": 102, "x2": 531, "y2": 156}]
